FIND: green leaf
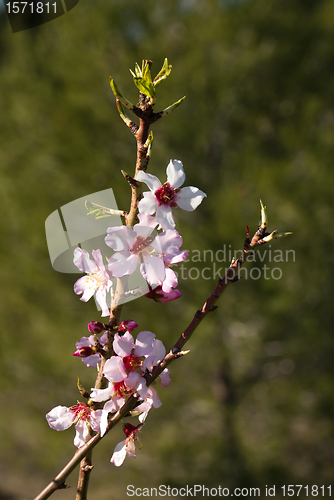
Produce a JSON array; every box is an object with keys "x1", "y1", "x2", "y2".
[
  {"x1": 153, "y1": 58, "x2": 172, "y2": 88},
  {"x1": 133, "y1": 77, "x2": 155, "y2": 99}
]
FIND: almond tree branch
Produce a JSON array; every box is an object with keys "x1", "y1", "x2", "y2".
[{"x1": 35, "y1": 205, "x2": 291, "y2": 500}]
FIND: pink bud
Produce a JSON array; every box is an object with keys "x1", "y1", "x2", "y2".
[
  {"x1": 73, "y1": 346, "x2": 95, "y2": 358},
  {"x1": 87, "y1": 321, "x2": 106, "y2": 334},
  {"x1": 118, "y1": 320, "x2": 138, "y2": 333}
]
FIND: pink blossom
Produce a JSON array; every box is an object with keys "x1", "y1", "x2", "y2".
[
  {"x1": 46, "y1": 402, "x2": 108, "y2": 448},
  {"x1": 105, "y1": 223, "x2": 165, "y2": 286},
  {"x1": 73, "y1": 248, "x2": 113, "y2": 317},
  {"x1": 90, "y1": 331, "x2": 170, "y2": 414},
  {"x1": 136, "y1": 159, "x2": 206, "y2": 230}
]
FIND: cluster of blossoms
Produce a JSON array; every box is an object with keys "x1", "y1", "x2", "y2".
[
  {"x1": 46, "y1": 159, "x2": 206, "y2": 466},
  {"x1": 72, "y1": 159, "x2": 206, "y2": 316},
  {"x1": 46, "y1": 320, "x2": 170, "y2": 465}
]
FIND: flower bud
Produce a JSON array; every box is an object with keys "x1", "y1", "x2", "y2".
[
  {"x1": 118, "y1": 320, "x2": 138, "y2": 333},
  {"x1": 87, "y1": 321, "x2": 106, "y2": 334},
  {"x1": 73, "y1": 346, "x2": 96, "y2": 358}
]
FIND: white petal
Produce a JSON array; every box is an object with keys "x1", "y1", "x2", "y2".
[
  {"x1": 174, "y1": 186, "x2": 207, "y2": 211},
  {"x1": 111, "y1": 439, "x2": 127, "y2": 466},
  {"x1": 90, "y1": 384, "x2": 114, "y2": 403},
  {"x1": 141, "y1": 255, "x2": 165, "y2": 285},
  {"x1": 46, "y1": 405, "x2": 75, "y2": 431},
  {"x1": 74, "y1": 420, "x2": 90, "y2": 448},
  {"x1": 136, "y1": 171, "x2": 162, "y2": 192},
  {"x1": 166, "y1": 159, "x2": 185, "y2": 189},
  {"x1": 95, "y1": 287, "x2": 110, "y2": 317},
  {"x1": 138, "y1": 192, "x2": 158, "y2": 215},
  {"x1": 90, "y1": 409, "x2": 109, "y2": 437},
  {"x1": 74, "y1": 276, "x2": 97, "y2": 301},
  {"x1": 155, "y1": 206, "x2": 175, "y2": 230}
]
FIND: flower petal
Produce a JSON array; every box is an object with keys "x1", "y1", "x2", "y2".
[
  {"x1": 73, "y1": 248, "x2": 95, "y2": 273},
  {"x1": 138, "y1": 192, "x2": 158, "y2": 215},
  {"x1": 140, "y1": 255, "x2": 166, "y2": 285},
  {"x1": 135, "y1": 331, "x2": 156, "y2": 356},
  {"x1": 46, "y1": 405, "x2": 75, "y2": 431},
  {"x1": 105, "y1": 226, "x2": 135, "y2": 252},
  {"x1": 95, "y1": 287, "x2": 110, "y2": 317},
  {"x1": 108, "y1": 253, "x2": 138, "y2": 278},
  {"x1": 74, "y1": 420, "x2": 90, "y2": 448},
  {"x1": 74, "y1": 276, "x2": 97, "y2": 301},
  {"x1": 111, "y1": 439, "x2": 127, "y2": 466},
  {"x1": 90, "y1": 409, "x2": 109, "y2": 437},
  {"x1": 113, "y1": 331, "x2": 135, "y2": 357},
  {"x1": 166, "y1": 159, "x2": 185, "y2": 189},
  {"x1": 90, "y1": 384, "x2": 114, "y2": 403},
  {"x1": 155, "y1": 206, "x2": 175, "y2": 230},
  {"x1": 103, "y1": 356, "x2": 127, "y2": 383},
  {"x1": 174, "y1": 186, "x2": 207, "y2": 211},
  {"x1": 136, "y1": 171, "x2": 162, "y2": 192}
]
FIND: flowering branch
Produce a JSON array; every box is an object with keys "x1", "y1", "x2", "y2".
[{"x1": 36, "y1": 59, "x2": 292, "y2": 500}]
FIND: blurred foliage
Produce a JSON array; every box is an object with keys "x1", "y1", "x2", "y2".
[{"x1": 0, "y1": 0, "x2": 334, "y2": 498}]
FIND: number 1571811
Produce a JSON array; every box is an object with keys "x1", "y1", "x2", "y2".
[{"x1": 6, "y1": 2, "x2": 57, "y2": 14}]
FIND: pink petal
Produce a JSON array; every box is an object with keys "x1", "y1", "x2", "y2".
[
  {"x1": 103, "y1": 356, "x2": 127, "y2": 383},
  {"x1": 160, "y1": 368, "x2": 172, "y2": 387},
  {"x1": 135, "y1": 331, "x2": 156, "y2": 356},
  {"x1": 113, "y1": 331, "x2": 135, "y2": 357},
  {"x1": 73, "y1": 248, "x2": 95, "y2": 273},
  {"x1": 108, "y1": 253, "x2": 138, "y2": 278},
  {"x1": 162, "y1": 267, "x2": 178, "y2": 293},
  {"x1": 105, "y1": 226, "x2": 135, "y2": 252}
]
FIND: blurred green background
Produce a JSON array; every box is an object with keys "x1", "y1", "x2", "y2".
[{"x1": 0, "y1": 0, "x2": 334, "y2": 498}]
